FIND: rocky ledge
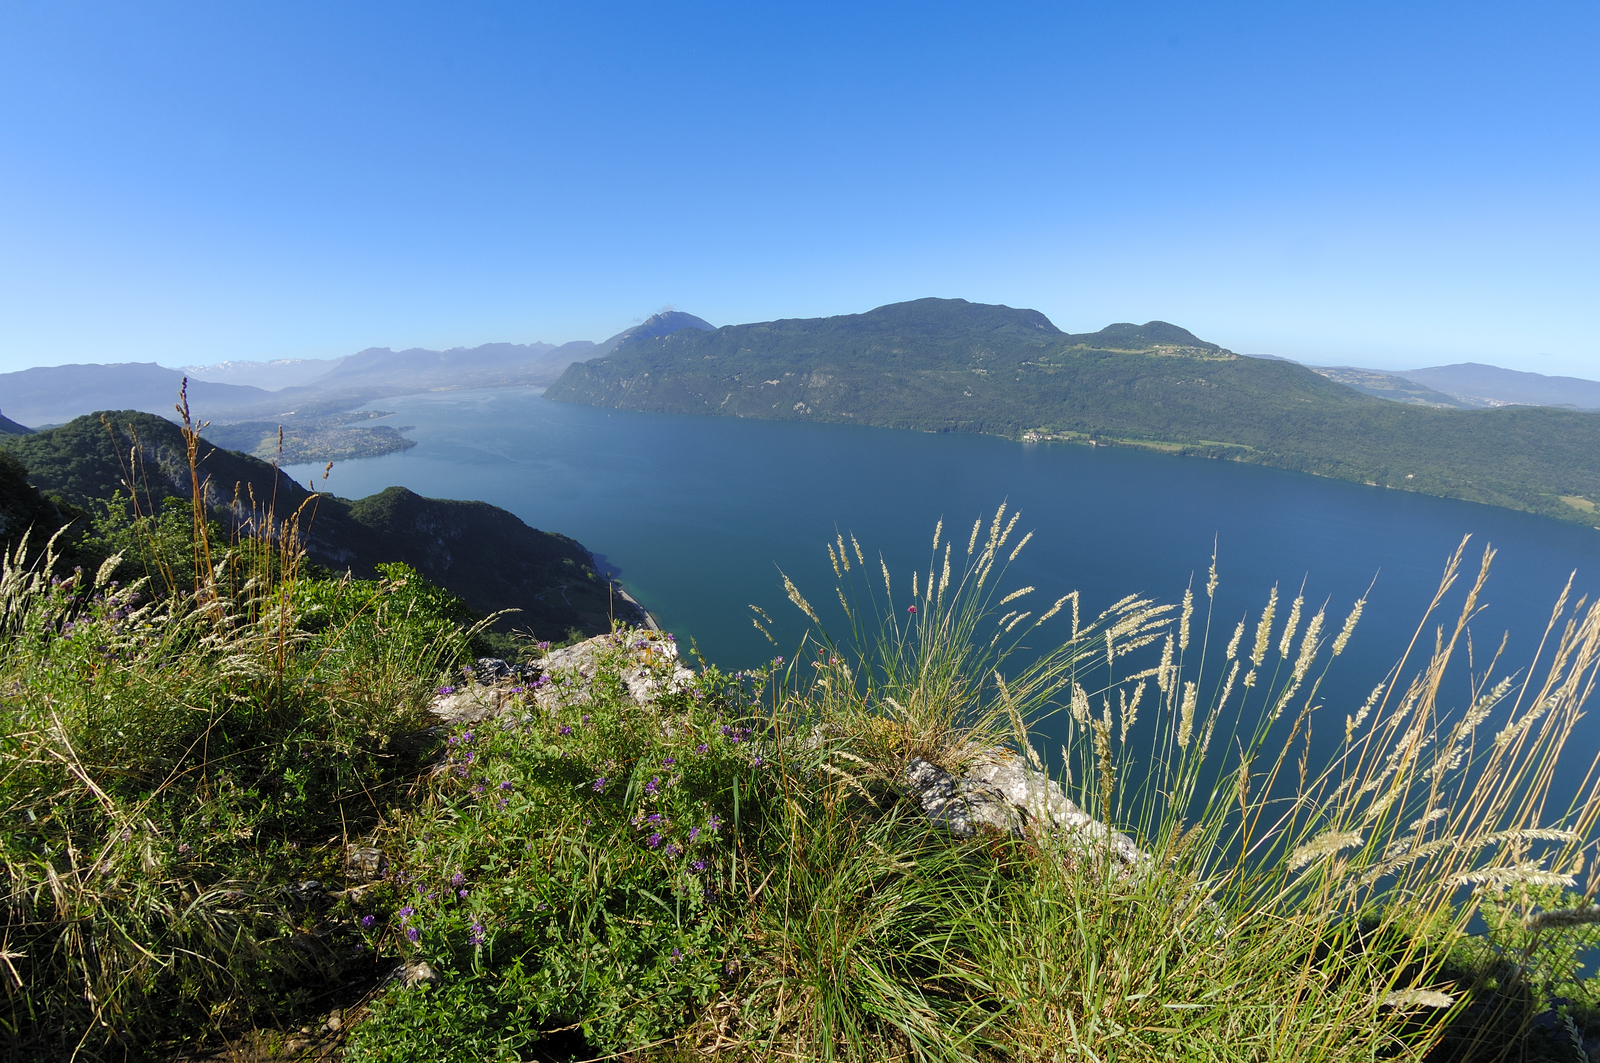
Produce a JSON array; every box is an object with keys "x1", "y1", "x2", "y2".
[{"x1": 429, "y1": 630, "x2": 1145, "y2": 862}]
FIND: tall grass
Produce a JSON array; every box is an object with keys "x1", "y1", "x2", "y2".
[{"x1": 0, "y1": 404, "x2": 479, "y2": 1059}]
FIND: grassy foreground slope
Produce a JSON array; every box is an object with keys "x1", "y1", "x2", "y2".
[
  {"x1": 0, "y1": 411, "x2": 631, "y2": 638},
  {"x1": 546, "y1": 298, "x2": 1600, "y2": 526}
]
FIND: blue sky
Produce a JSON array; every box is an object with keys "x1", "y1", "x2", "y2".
[{"x1": 1, "y1": 1, "x2": 1595, "y2": 377}]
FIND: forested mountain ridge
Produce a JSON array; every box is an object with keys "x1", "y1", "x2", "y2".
[
  {"x1": 0, "y1": 412, "x2": 641, "y2": 637},
  {"x1": 546, "y1": 298, "x2": 1600, "y2": 527}
]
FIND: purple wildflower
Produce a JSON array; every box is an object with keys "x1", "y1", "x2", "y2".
[
  {"x1": 645, "y1": 776, "x2": 659, "y2": 795},
  {"x1": 663, "y1": 757, "x2": 675, "y2": 766},
  {"x1": 399, "y1": 906, "x2": 415, "y2": 920},
  {"x1": 459, "y1": 889, "x2": 469, "y2": 899},
  {"x1": 360, "y1": 915, "x2": 375, "y2": 930},
  {"x1": 438, "y1": 686, "x2": 456, "y2": 695},
  {"x1": 451, "y1": 871, "x2": 465, "y2": 887},
  {"x1": 558, "y1": 725, "x2": 572, "y2": 736},
  {"x1": 406, "y1": 927, "x2": 421, "y2": 943},
  {"x1": 647, "y1": 832, "x2": 662, "y2": 848},
  {"x1": 469, "y1": 923, "x2": 486, "y2": 947},
  {"x1": 593, "y1": 777, "x2": 607, "y2": 792},
  {"x1": 688, "y1": 827, "x2": 701, "y2": 843},
  {"x1": 697, "y1": 743, "x2": 709, "y2": 755},
  {"x1": 691, "y1": 859, "x2": 707, "y2": 872}
]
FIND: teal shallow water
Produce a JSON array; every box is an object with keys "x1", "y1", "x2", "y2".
[{"x1": 287, "y1": 386, "x2": 1600, "y2": 792}]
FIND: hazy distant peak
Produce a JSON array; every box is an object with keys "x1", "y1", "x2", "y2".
[
  {"x1": 180, "y1": 355, "x2": 346, "y2": 391},
  {"x1": 596, "y1": 311, "x2": 715, "y2": 357},
  {"x1": 1396, "y1": 362, "x2": 1600, "y2": 411}
]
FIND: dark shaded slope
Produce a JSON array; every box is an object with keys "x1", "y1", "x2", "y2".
[
  {"x1": 0, "y1": 411, "x2": 31, "y2": 435},
  {"x1": 0, "y1": 412, "x2": 639, "y2": 637},
  {"x1": 0, "y1": 451, "x2": 79, "y2": 563},
  {"x1": 547, "y1": 298, "x2": 1600, "y2": 526},
  {"x1": 344, "y1": 487, "x2": 623, "y2": 636}
]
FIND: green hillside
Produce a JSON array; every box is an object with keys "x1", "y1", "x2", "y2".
[
  {"x1": 0, "y1": 411, "x2": 637, "y2": 637},
  {"x1": 546, "y1": 298, "x2": 1600, "y2": 526}
]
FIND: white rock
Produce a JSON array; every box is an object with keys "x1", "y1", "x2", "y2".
[{"x1": 905, "y1": 754, "x2": 1146, "y2": 865}]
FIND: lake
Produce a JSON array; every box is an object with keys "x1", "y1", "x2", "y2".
[{"x1": 287, "y1": 386, "x2": 1600, "y2": 795}]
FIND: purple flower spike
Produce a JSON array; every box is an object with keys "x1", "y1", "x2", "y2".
[
  {"x1": 593, "y1": 777, "x2": 607, "y2": 792},
  {"x1": 399, "y1": 906, "x2": 415, "y2": 921},
  {"x1": 451, "y1": 871, "x2": 465, "y2": 887},
  {"x1": 558, "y1": 725, "x2": 572, "y2": 736},
  {"x1": 406, "y1": 927, "x2": 420, "y2": 943},
  {"x1": 360, "y1": 915, "x2": 376, "y2": 930},
  {"x1": 691, "y1": 859, "x2": 707, "y2": 872},
  {"x1": 647, "y1": 832, "x2": 662, "y2": 848}
]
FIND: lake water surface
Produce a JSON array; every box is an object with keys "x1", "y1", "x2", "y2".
[{"x1": 286, "y1": 386, "x2": 1600, "y2": 793}]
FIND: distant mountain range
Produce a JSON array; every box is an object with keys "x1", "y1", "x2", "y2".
[
  {"x1": 546, "y1": 298, "x2": 1600, "y2": 528},
  {"x1": 0, "y1": 412, "x2": 645, "y2": 638},
  {"x1": 181, "y1": 356, "x2": 345, "y2": 391},
  {"x1": 1246, "y1": 356, "x2": 1600, "y2": 412},
  {"x1": 0, "y1": 311, "x2": 716, "y2": 460}
]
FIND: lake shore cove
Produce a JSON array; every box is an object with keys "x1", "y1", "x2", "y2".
[{"x1": 8, "y1": 508, "x2": 1600, "y2": 1063}]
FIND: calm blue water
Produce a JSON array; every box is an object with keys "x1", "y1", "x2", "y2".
[{"x1": 287, "y1": 386, "x2": 1600, "y2": 794}]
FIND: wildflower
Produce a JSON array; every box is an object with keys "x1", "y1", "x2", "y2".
[
  {"x1": 406, "y1": 927, "x2": 420, "y2": 943},
  {"x1": 908, "y1": 605, "x2": 917, "y2": 614},
  {"x1": 645, "y1": 776, "x2": 660, "y2": 795},
  {"x1": 558, "y1": 725, "x2": 572, "y2": 736},
  {"x1": 689, "y1": 827, "x2": 701, "y2": 843},
  {"x1": 469, "y1": 923, "x2": 486, "y2": 947},
  {"x1": 647, "y1": 813, "x2": 663, "y2": 824},
  {"x1": 664, "y1": 842, "x2": 682, "y2": 857},
  {"x1": 360, "y1": 915, "x2": 375, "y2": 930},
  {"x1": 669, "y1": 948, "x2": 682, "y2": 963},
  {"x1": 459, "y1": 889, "x2": 469, "y2": 899},
  {"x1": 706, "y1": 814, "x2": 722, "y2": 832},
  {"x1": 647, "y1": 833, "x2": 663, "y2": 848},
  {"x1": 696, "y1": 743, "x2": 709, "y2": 755},
  {"x1": 691, "y1": 859, "x2": 707, "y2": 872},
  {"x1": 451, "y1": 871, "x2": 465, "y2": 887},
  {"x1": 593, "y1": 777, "x2": 607, "y2": 792},
  {"x1": 399, "y1": 906, "x2": 415, "y2": 921},
  {"x1": 499, "y1": 780, "x2": 513, "y2": 790},
  {"x1": 438, "y1": 686, "x2": 456, "y2": 695},
  {"x1": 663, "y1": 757, "x2": 675, "y2": 766}
]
